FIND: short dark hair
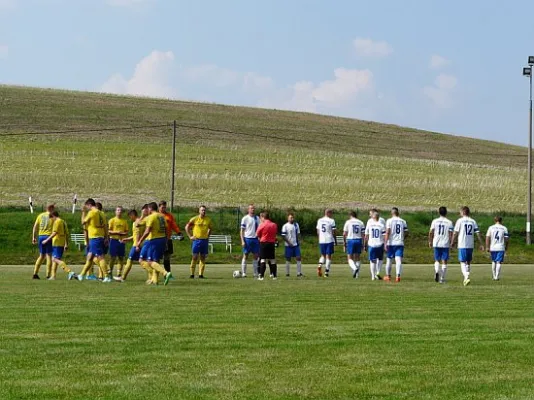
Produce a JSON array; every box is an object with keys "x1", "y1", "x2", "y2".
[
  {"x1": 96, "y1": 202, "x2": 103, "y2": 211},
  {"x1": 46, "y1": 204, "x2": 55, "y2": 212},
  {"x1": 392, "y1": 207, "x2": 399, "y2": 216},
  {"x1": 50, "y1": 211, "x2": 59, "y2": 218},
  {"x1": 461, "y1": 206, "x2": 470, "y2": 216},
  {"x1": 349, "y1": 211, "x2": 357, "y2": 218},
  {"x1": 287, "y1": 212, "x2": 294, "y2": 217},
  {"x1": 142, "y1": 203, "x2": 149, "y2": 210},
  {"x1": 128, "y1": 209, "x2": 138, "y2": 217},
  {"x1": 370, "y1": 208, "x2": 378, "y2": 213},
  {"x1": 85, "y1": 198, "x2": 96, "y2": 207},
  {"x1": 494, "y1": 216, "x2": 503, "y2": 223},
  {"x1": 261, "y1": 211, "x2": 270, "y2": 220},
  {"x1": 439, "y1": 206, "x2": 447, "y2": 216},
  {"x1": 159, "y1": 201, "x2": 167, "y2": 207},
  {"x1": 148, "y1": 202, "x2": 158, "y2": 211}
]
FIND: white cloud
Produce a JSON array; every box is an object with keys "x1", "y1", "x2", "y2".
[
  {"x1": 353, "y1": 38, "x2": 393, "y2": 58},
  {"x1": 100, "y1": 50, "x2": 176, "y2": 98},
  {"x1": 182, "y1": 64, "x2": 240, "y2": 87},
  {"x1": 0, "y1": 44, "x2": 8, "y2": 59},
  {"x1": 243, "y1": 72, "x2": 274, "y2": 93},
  {"x1": 423, "y1": 73, "x2": 457, "y2": 109},
  {"x1": 312, "y1": 68, "x2": 373, "y2": 106},
  {"x1": 430, "y1": 55, "x2": 450, "y2": 69},
  {"x1": 107, "y1": 0, "x2": 153, "y2": 6}
]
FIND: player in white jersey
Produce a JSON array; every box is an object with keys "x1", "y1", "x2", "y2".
[
  {"x1": 343, "y1": 211, "x2": 365, "y2": 278},
  {"x1": 452, "y1": 206, "x2": 484, "y2": 286},
  {"x1": 240, "y1": 204, "x2": 260, "y2": 278},
  {"x1": 316, "y1": 209, "x2": 337, "y2": 277},
  {"x1": 428, "y1": 206, "x2": 454, "y2": 283},
  {"x1": 281, "y1": 213, "x2": 303, "y2": 277},
  {"x1": 485, "y1": 216, "x2": 509, "y2": 281},
  {"x1": 365, "y1": 211, "x2": 386, "y2": 280},
  {"x1": 368, "y1": 209, "x2": 386, "y2": 278},
  {"x1": 385, "y1": 207, "x2": 408, "y2": 282}
]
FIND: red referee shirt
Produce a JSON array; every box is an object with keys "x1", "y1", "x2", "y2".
[{"x1": 256, "y1": 220, "x2": 278, "y2": 243}]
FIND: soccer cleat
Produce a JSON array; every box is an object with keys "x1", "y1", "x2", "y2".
[
  {"x1": 317, "y1": 266, "x2": 323, "y2": 277},
  {"x1": 102, "y1": 277, "x2": 112, "y2": 283},
  {"x1": 463, "y1": 278, "x2": 471, "y2": 286},
  {"x1": 384, "y1": 275, "x2": 391, "y2": 282},
  {"x1": 164, "y1": 272, "x2": 173, "y2": 286},
  {"x1": 286, "y1": 274, "x2": 290, "y2": 277},
  {"x1": 439, "y1": 279, "x2": 445, "y2": 284},
  {"x1": 395, "y1": 276, "x2": 401, "y2": 283},
  {"x1": 258, "y1": 276, "x2": 264, "y2": 281},
  {"x1": 77, "y1": 274, "x2": 84, "y2": 281},
  {"x1": 145, "y1": 279, "x2": 154, "y2": 285},
  {"x1": 324, "y1": 271, "x2": 329, "y2": 278},
  {"x1": 376, "y1": 274, "x2": 383, "y2": 280},
  {"x1": 189, "y1": 275, "x2": 195, "y2": 279},
  {"x1": 352, "y1": 269, "x2": 359, "y2": 279},
  {"x1": 434, "y1": 273, "x2": 440, "y2": 283},
  {"x1": 32, "y1": 274, "x2": 40, "y2": 280},
  {"x1": 242, "y1": 274, "x2": 247, "y2": 278},
  {"x1": 113, "y1": 276, "x2": 124, "y2": 283},
  {"x1": 272, "y1": 276, "x2": 277, "y2": 280},
  {"x1": 86, "y1": 275, "x2": 98, "y2": 281},
  {"x1": 297, "y1": 273, "x2": 304, "y2": 278},
  {"x1": 67, "y1": 272, "x2": 76, "y2": 281},
  {"x1": 269, "y1": 274, "x2": 273, "y2": 278},
  {"x1": 47, "y1": 277, "x2": 56, "y2": 281},
  {"x1": 198, "y1": 275, "x2": 205, "y2": 279}
]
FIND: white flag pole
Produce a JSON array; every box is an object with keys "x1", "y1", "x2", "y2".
[
  {"x1": 72, "y1": 194, "x2": 77, "y2": 214},
  {"x1": 29, "y1": 196, "x2": 34, "y2": 214}
]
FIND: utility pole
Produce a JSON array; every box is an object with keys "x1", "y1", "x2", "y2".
[{"x1": 170, "y1": 120, "x2": 177, "y2": 211}]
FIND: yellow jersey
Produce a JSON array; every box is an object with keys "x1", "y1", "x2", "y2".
[
  {"x1": 36, "y1": 212, "x2": 53, "y2": 236},
  {"x1": 133, "y1": 218, "x2": 147, "y2": 246},
  {"x1": 145, "y1": 212, "x2": 167, "y2": 241},
  {"x1": 84, "y1": 209, "x2": 107, "y2": 239},
  {"x1": 188, "y1": 216, "x2": 213, "y2": 239},
  {"x1": 52, "y1": 218, "x2": 69, "y2": 247},
  {"x1": 108, "y1": 217, "x2": 129, "y2": 240}
]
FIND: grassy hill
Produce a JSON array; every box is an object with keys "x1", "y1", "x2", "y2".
[{"x1": 0, "y1": 85, "x2": 528, "y2": 211}]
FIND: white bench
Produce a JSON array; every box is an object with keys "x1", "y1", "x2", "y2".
[
  {"x1": 336, "y1": 235, "x2": 344, "y2": 244},
  {"x1": 208, "y1": 235, "x2": 232, "y2": 253},
  {"x1": 71, "y1": 233, "x2": 86, "y2": 250}
]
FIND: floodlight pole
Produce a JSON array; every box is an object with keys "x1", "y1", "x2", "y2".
[{"x1": 170, "y1": 120, "x2": 177, "y2": 211}]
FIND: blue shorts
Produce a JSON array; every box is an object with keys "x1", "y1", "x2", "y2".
[
  {"x1": 128, "y1": 245, "x2": 141, "y2": 262},
  {"x1": 434, "y1": 247, "x2": 450, "y2": 261},
  {"x1": 140, "y1": 242, "x2": 150, "y2": 260},
  {"x1": 319, "y1": 242, "x2": 334, "y2": 256},
  {"x1": 285, "y1": 246, "x2": 301, "y2": 259},
  {"x1": 369, "y1": 246, "x2": 384, "y2": 261},
  {"x1": 243, "y1": 238, "x2": 260, "y2": 255},
  {"x1": 458, "y1": 248, "x2": 474, "y2": 263},
  {"x1": 491, "y1": 251, "x2": 505, "y2": 263},
  {"x1": 109, "y1": 238, "x2": 126, "y2": 258},
  {"x1": 346, "y1": 239, "x2": 363, "y2": 255},
  {"x1": 192, "y1": 239, "x2": 209, "y2": 256},
  {"x1": 148, "y1": 237, "x2": 167, "y2": 262},
  {"x1": 387, "y1": 245, "x2": 404, "y2": 258},
  {"x1": 38, "y1": 235, "x2": 53, "y2": 255},
  {"x1": 52, "y1": 246, "x2": 64, "y2": 260},
  {"x1": 89, "y1": 238, "x2": 105, "y2": 257}
]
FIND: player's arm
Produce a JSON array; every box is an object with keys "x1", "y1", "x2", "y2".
[
  {"x1": 169, "y1": 215, "x2": 181, "y2": 235},
  {"x1": 485, "y1": 229, "x2": 491, "y2": 252},
  {"x1": 428, "y1": 227, "x2": 434, "y2": 248},
  {"x1": 65, "y1": 223, "x2": 70, "y2": 250},
  {"x1": 281, "y1": 228, "x2": 291, "y2": 245},
  {"x1": 43, "y1": 231, "x2": 57, "y2": 244},
  {"x1": 476, "y1": 230, "x2": 484, "y2": 251},
  {"x1": 240, "y1": 220, "x2": 246, "y2": 246},
  {"x1": 332, "y1": 226, "x2": 337, "y2": 245},
  {"x1": 185, "y1": 218, "x2": 196, "y2": 240},
  {"x1": 136, "y1": 225, "x2": 152, "y2": 250},
  {"x1": 404, "y1": 223, "x2": 409, "y2": 239},
  {"x1": 505, "y1": 232, "x2": 510, "y2": 252}
]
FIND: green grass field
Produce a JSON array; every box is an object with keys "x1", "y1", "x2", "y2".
[
  {"x1": 1, "y1": 264, "x2": 533, "y2": 400},
  {"x1": 0, "y1": 85, "x2": 529, "y2": 211}
]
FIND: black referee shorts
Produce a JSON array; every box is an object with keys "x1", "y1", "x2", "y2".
[{"x1": 259, "y1": 242, "x2": 276, "y2": 260}]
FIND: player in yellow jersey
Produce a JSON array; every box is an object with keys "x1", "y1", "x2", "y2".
[
  {"x1": 108, "y1": 206, "x2": 129, "y2": 278},
  {"x1": 185, "y1": 205, "x2": 213, "y2": 279},
  {"x1": 42, "y1": 211, "x2": 77, "y2": 281},
  {"x1": 114, "y1": 205, "x2": 149, "y2": 282},
  {"x1": 136, "y1": 202, "x2": 173, "y2": 285},
  {"x1": 78, "y1": 198, "x2": 112, "y2": 282},
  {"x1": 31, "y1": 204, "x2": 55, "y2": 279}
]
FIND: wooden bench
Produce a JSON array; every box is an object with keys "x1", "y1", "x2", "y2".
[
  {"x1": 71, "y1": 233, "x2": 86, "y2": 250},
  {"x1": 208, "y1": 235, "x2": 232, "y2": 253}
]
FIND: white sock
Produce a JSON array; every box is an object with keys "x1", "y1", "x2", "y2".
[
  {"x1": 348, "y1": 259, "x2": 357, "y2": 271},
  {"x1": 297, "y1": 261, "x2": 302, "y2": 275},
  {"x1": 395, "y1": 256, "x2": 402, "y2": 277},
  {"x1": 370, "y1": 262, "x2": 376, "y2": 279},
  {"x1": 325, "y1": 259, "x2": 332, "y2": 272},
  {"x1": 464, "y1": 263, "x2": 471, "y2": 279},
  {"x1": 441, "y1": 264, "x2": 447, "y2": 281},
  {"x1": 496, "y1": 262, "x2": 502, "y2": 279},
  {"x1": 385, "y1": 258, "x2": 393, "y2": 276},
  {"x1": 355, "y1": 261, "x2": 361, "y2": 272},
  {"x1": 377, "y1": 259, "x2": 383, "y2": 276},
  {"x1": 253, "y1": 259, "x2": 258, "y2": 276},
  {"x1": 285, "y1": 261, "x2": 290, "y2": 275},
  {"x1": 434, "y1": 261, "x2": 440, "y2": 274},
  {"x1": 460, "y1": 262, "x2": 467, "y2": 279},
  {"x1": 491, "y1": 262, "x2": 496, "y2": 279},
  {"x1": 241, "y1": 259, "x2": 247, "y2": 275},
  {"x1": 318, "y1": 256, "x2": 325, "y2": 266}
]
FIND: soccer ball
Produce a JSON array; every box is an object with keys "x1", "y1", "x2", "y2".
[{"x1": 232, "y1": 270, "x2": 242, "y2": 279}]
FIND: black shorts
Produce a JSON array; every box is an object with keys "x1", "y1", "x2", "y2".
[
  {"x1": 164, "y1": 239, "x2": 173, "y2": 255},
  {"x1": 259, "y1": 242, "x2": 276, "y2": 260}
]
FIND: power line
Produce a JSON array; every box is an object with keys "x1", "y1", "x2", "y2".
[{"x1": 0, "y1": 123, "x2": 170, "y2": 137}]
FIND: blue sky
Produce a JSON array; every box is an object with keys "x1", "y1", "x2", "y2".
[{"x1": 1, "y1": 0, "x2": 533, "y2": 145}]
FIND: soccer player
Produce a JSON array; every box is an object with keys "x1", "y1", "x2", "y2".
[
  {"x1": 78, "y1": 198, "x2": 112, "y2": 282},
  {"x1": 185, "y1": 205, "x2": 213, "y2": 279},
  {"x1": 316, "y1": 209, "x2": 336, "y2": 277},
  {"x1": 365, "y1": 211, "x2": 386, "y2": 281},
  {"x1": 159, "y1": 200, "x2": 183, "y2": 273},
  {"x1": 42, "y1": 211, "x2": 76, "y2": 280},
  {"x1": 108, "y1": 206, "x2": 129, "y2": 277},
  {"x1": 256, "y1": 211, "x2": 278, "y2": 280},
  {"x1": 343, "y1": 211, "x2": 365, "y2": 279},
  {"x1": 485, "y1": 216, "x2": 509, "y2": 281},
  {"x1": 429, "y1": 206, "x2": 454, "y2": 283},
  {"x1": 452, "y1": 206, "x2": 484, "y2": 286},
  {"x1": 281, "y1": 212, "x2": 303, "y2": 277},
  {"x1": 384, "y1": 207, "x2": 409, "y2": 282},
  {"x1": 368, "y1": 209, "x2": 386, "y2": 278},
  {"x1": 240, "y1": 204, "x2": 260, "y2": 278},
  {"x1": 136, "y1": 202, "x2": 173, "y2": 285},
  {"x1": 31, "y1": 204, "x2": 55, "y2": 279}
]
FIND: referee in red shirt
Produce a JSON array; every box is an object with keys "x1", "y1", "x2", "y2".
[{"x1": 256, "y1": 211, "x2": 278, "y2": 280}]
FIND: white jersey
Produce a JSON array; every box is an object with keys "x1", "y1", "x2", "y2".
[
  {"x1": 281, "y1": 222, "x2": 300, "y2": 247},
  {"x1": 386, "y1": 216, "x2": 408, "y2": 246},
  {"x1": 316, "y1": 217, "x2": 336, "y2": 244},
  {"x1": 365, "y1": 219, "x2": 386, "y2": 248},
  {"x1": 343, "y1": 218, "x2": 365, "y2": 240},
  {"x1": 486, "y1": 224, "x2": 509, "y2": 252},
  {"x1": 430, "y1": 217, "x2": 454, "y2": 248},
  {"x1": 454, "y1": 216, "x2": 480, "y2": 249},
  {"x1": 241, "y1": 215, "x2": 260, "y2": 239}
]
